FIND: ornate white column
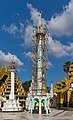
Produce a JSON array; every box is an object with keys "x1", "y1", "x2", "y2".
[
  {"x1": 39, "y1": 99, "x2": 41, "y2": 114},
  {"x1": 37, "y1": 36, "x2": 42, "y2": 92},
  {"x1": 50, "y1": 82, "x2": 53, "y2": 98},
  {"x1": 10, "y1": 70, "x2": 15, "y2": 100}
]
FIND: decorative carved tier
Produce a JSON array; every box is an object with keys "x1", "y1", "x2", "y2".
[
  {"x1": 0, "y1": 63, "x2": 27, "y2": 107},
  {"x1": 54, "y1": 62, "x2": 73, "y2": 108}
]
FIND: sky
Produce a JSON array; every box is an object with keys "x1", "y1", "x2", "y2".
[{"x1": 0, "y1": 0, "x2": 73, "y2": 87}]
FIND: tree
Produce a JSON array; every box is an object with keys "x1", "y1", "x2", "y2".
[
  {"x1": 22, "y1": 80, "x2": 31, "y2": 93},
  {"x1": 63, "y1": 61, "x2": 71, "y2": 73}
]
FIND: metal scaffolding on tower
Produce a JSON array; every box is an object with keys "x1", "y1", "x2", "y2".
[
  {"x1": 32, "y1": 12, "x2": 49, "y2": 95},
  {"x1": 26, "y1": 12, "x2": 53, "y2": 114}
]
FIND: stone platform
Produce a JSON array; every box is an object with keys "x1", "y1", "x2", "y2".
[
  {"x1": 2, "y1": 99, "x2": 23, "y2": 112},
  {"x1": 0, "y1": 108, "x2": 73, "y2": 120}
]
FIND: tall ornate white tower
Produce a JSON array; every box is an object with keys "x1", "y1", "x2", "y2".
[
  {"x1": 31, "y1": 11, "x2": 49, "y2": 96},
  {"x1": 26, "y1": 12, "x2": 53, "y2": 114}
]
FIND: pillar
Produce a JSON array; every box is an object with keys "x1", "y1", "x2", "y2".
[
  {"x1": 60, "y1": 94, "x2": 63, "y2": 108},
  {"x1": 0, "y1": 101, "x2": 1, "y2": 108},
  {"x1": 50, "y1": 82, "x2": 53, "y2": 98},
  {"x1": 67, "y1": 90, "x2": 70, "y2": 109},
  {"x1": 9, "y1": 70, "x2": 15, "y2": 100},
  {"x1": 11, "y1": 71, "x2": 15, "y2": 99},
  {"x1": 39, "y1": 99, "x2": 41, "y2": 115},
  {"x1": 30, "y1": 100, "x2": 32, "y2": 114},
  {"x1": 56, "y1": 95, "x2": 59, "y2": 107},
  {"x1": 37, "y1": 36, "x2": 42, "y2": 94},
  {"x1": 44, "y1": 99, "x2": 49, "y2": 114},
  {"x1": 48, "y1": 99, "x2": 51, "y2": 113}
]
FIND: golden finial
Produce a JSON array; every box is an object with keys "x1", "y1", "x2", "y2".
[
  {"x1": 3, "y1": 62, "x2": 6, "y2": 68},
  {"x1": 12, "y1": 54, "x2": 14, "y2": 63},
  {"x1": 3, "y1": 62, "x2": 8, "y2": 72},
  {"x1": 38, "y1": 11, "x2": 42, "y2": 27},
  {"x1": 11, "y1": 54, "x2": 15, "y2": 69}
]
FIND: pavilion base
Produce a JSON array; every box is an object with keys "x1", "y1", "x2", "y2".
[
  {"x1": 26, "y1": 94, "x2": 51, "y2": 115},
  {"x1": 2, "y1": 99, "x2": 23, "y2": 112}
]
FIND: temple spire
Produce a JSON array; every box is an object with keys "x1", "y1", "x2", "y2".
[
  {"x1": 38, "y1": 11, "x2": 42, "y2": 27},
  {"x1": 11, "y1": 54, "x2": 15, "y2": 69},
  {"x1": 3, "y1": 62, "x2": 6, "y2": 68}
]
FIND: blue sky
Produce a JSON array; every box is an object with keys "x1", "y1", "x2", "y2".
[{"x1": 0, "y1": 0, "x2": 73, "y2": 87}]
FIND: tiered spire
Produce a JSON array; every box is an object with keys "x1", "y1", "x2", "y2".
[
  {"x1": 11, "y1": 54, "x2": 15, "y2": 69},
  {"x1": 38, "y1": 11, "x2": 42, "y2": 27}
]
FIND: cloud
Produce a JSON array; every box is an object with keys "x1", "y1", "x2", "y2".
[
  {"x1": 23, "y1": 35, "x2": 73, "y2": 59},
  {"x1": 2, "y1": 2, "x2": 73, "y2": 59},
  {"x1": 2, "y1": 1, "x2": 73, "y2": 45},
  {"x1": 24, "y1": 51, "x2": 35, "y2": 60},
  {"x1": 21, "y1": 4, "x2": 47, "y2": 47},
  {"x1": 49, "y1": 36, "x2": 73, "y2": 58},
  {"x1": 0, "y1": 50, "x2": 23, "y2": 67},
  {"x1": 27, "y1": 1, "x2": 73, "y2": 36},
  {"x1": 19, "y1": 22, "x2": 25, "y2": 33},
  {"x1": 48, "y1": 0, "x2": 73, "y2": 36},
  {"x1": 25, "y1": 51, "x2": 32, "y2": 59},
  {"x1": 2, "y1": 24, "x2": 18, "y2": 35},
  {"x1": 27, "y1": 4, "x2": 40, "y2": 26},
  {"x1": 15, "y1": 13, "x2": 20, "y2": 16},
  {"x1": 64, "y1": 42, "x2": 73, "y2": 57},
  {"x1": 27, "y1": 4, "x2": 46, "y2": 26},
  {"x1": 2, "y1": 23, "x2": 25, "y2": 39},
  {"x1": 1, "y1": 22, "x2": 33, "y2": 47},
  {"x1": 48, "y1": 61, "x2": 53, "y2": 69},
  {"x1": 26, "y1": 3, "x2": 73, "y2": 58},
  {"x1": 23, "y1": 25, "x2": 33, "y2": 47},
  {"x1": 49, "y1": 36, "x2": 68, "y2": 57},
  {"x1": 27, "y1": 2, "x2": 73, "y2": 37},
  {"x1": 25, "y1": 4, "x2": 73, "y2": 58}
]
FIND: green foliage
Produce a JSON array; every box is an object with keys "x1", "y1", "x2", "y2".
[
  {"x1": 63, "y1": 61, "x2": 72, "y2": 73},
  {"x1": 22, "y1": 80, "x2": 31, "y2": 93},
  {"x1": 47, "y1": 86, "x2": 50, "y2": 93}
]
